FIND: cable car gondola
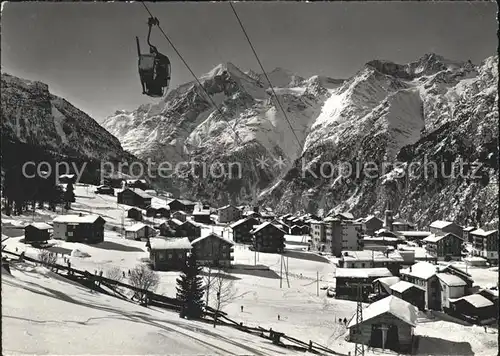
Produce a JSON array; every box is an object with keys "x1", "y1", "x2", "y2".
[{"x1": 136, "y1": 17, "x2": 171, "y2": 97}]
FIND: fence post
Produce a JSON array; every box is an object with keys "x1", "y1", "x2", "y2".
[{"x1": 308, "y1": 340, "x2": 313, "y2": 351}]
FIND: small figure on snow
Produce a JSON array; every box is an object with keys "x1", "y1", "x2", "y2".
[
  {"x1": 128, "y1": 269, "x2": 131, "y2": 276},
  {"x1": 241, "y1": 305, "x2": 244, "y2": 312},
  {"x1": 122, "y1": 271, "x2": 126, "y2": 278},
  {"x1": 338, "y1": 318, "x2": 342, "y2": 324},
  {"x1": 278, "y1": 314, "x2": 280, "y2": 321},
  {"x1": 343, "y1": 318, "x2": 347, "y2": 326}
]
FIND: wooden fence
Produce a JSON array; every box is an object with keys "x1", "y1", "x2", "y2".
[{"x1": 2, "y1": 249, "x2": 345, "y2": 356}]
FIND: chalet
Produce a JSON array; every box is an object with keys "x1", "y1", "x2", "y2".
[
  {"x1": 117, "y1": 188, "x2": 152, "y2": 209},
  {"x1": 450, "y1": 294, "x2": 496, "y2": 323},
  {"x1": 260, "y1": 208, "x2": 276, "y2": 221},
  {"x1": 192, "y1": 210, "x2": 212, "y2": 224},
  {"x1": 361, "y1": 216, "x2": 384, "y2": 236},
  {"x1": 172, "y1": 211, "x2": 187, "y2": 222},
  {"x1": 339, "y1": 250, "x2": 407, "y2": 276},
  {"x1": 191, "y1": 233, "x2": 234, "y2": 267},
  {"x1": 251, "y1": 222, "x2": 286, "y2": 253},
  {"x1": 429, "y1": 220, "x2": 463, "y2": 239},
  {"x1": 422, "y1": 233, "x2": 463, "y2": 260},
  {"x1": 148, "y1": 237, "x2": 192, "y2": 271},
  {"x1": 156, "y1": 207, "x2": 171, "y2": 218},
  {"x1": 146, "y1": 206, "x2": 157, "y2": 217},
  {"x1": 229, "y1": 217, "x2": 259, "y2": 243},
  {"x1": 125, "y1": 179, "x2": 149, "y2": 190},
  {"x1": 127, "y1": 207, "x2": 143, "y2": 221},
  {"x1": 24, "y1": 222, "x2": 52, "y2": 243},
  {"x1": 218, "y1": 205, "x2": 241, "y2": 223},
  {"x1": 52, "y1": 214, "x2": 105, "y2": 244},
  {"x1": 374, "y1": 229, "x2": 400, "y2": 238},
  {"x1": 463, "y1": 226, "x2": 477, "y2": 243},
  {"x1": 156, "y1": 222, "x2": 177, "y2": 237},
  {"x1": 335, "y1": 267, "x2": 393, "y2": 302},
  {"x1": 104, "y1": 174, "x2": 125, "y2": 188},
  {"x1": 271, "y1": 219, "x2": 290, "y2": 234},
  {"x1": 372, "y1": 276, "x2": 401, "y2": 299},
  {"x1": 290, "y1": 225, "x2": 303, "y2": 235},
  {"x1": 347, "y1": 295, "x2": 418, "y2": 353},
  {"x1": 470, "y1": 229, "x2": 499, "y2": 264},
  {"x1": 176, "y1": 220, "x2": 202, "y2": 241},
  {"x1": 436, "y1": 273, "x2": 467, "y2": 311},
  {"x1": 58, "y1": 174, "x2": 76, "y2": 184},
  {"x1": 300, "y1": 225, "x2": 310, "y2": 235},
  {"x1": 124, "y1": 223, "x2": 156, "y2": 241},
  {"x1": 168, "y1": 199, "x2": 195, "y2": 213},
  {"x1": 243, "y1": 210, "x2": 261, "y2": 219},
  {"x1": 390, "y1": 281, "x2": 426, "y2": 310}
]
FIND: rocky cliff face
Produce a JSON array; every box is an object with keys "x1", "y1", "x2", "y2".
[
  {"x1": 103, "y1": 54, "x2": 498, "y2": 228},
  {"x1": 1, "y1": 73, "x2": 136, "y2": 181}
]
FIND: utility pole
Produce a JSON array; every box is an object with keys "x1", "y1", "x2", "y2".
[
  {"x1": 316, "y1": 271, "x2": 319, "y2": 296},
  {"x1": 280, "y1": 254, "x2": 283, "y2": 288},
  {"x1": 285, "y1": 256, "x2": 290, "y2": 288},
  {"x1": 354, "y1": 283, "x2": 365, "y2": 356}
]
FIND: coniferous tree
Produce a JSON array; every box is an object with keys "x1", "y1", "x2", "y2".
[
  {"x1": 64, "y1": 181, "x2": 76, "y2": 209},
  {"x1": 176, "y1": 251, "x2": 205, "y2": 319}
]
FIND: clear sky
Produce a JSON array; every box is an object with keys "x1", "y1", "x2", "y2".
[{"x1": 1, "y1": 1, "x2": 497, "y2": 122}]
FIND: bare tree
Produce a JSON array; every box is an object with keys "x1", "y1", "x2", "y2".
[
  {"x1": 37, "y1": 249, "x2": 57, "y2": 269},
  {"x1": 105, "y1": 266, "x2": 124, "y2": 282},
  {"x1": 129, "y1": 263, "x2": 160, "y2": 305},
  {"x1": 210, "y1": 267, "x2": 237, "y2": 328}
]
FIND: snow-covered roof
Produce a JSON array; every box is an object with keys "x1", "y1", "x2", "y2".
[
  {"x1": 392, "y1": 220, "x2": 413, "y2": 226},
  {"x1": 429, "y1": 220, "x2": 454, "y2": 229},
  {"x1": 470, "y1": 228, "x2": 498, "y2": 237},
  {"x1": 390, "y1": 281, "x2": 425, "y2": 293},
  {"x1": 173, "y1": 211, "x2": 187, "y2": 216},
  {"x1": 251, "y1": 221, "x2": 286, "y2": 235},
  {"x1": 125, "y1": 223, "x2": 146, "y2": 232},
  {"x1": 400, "y1": 261, "x2": 440, "y2": 280},
  {"x1": 463, "y1": 226, "x2": 477, "y2": 232},
  {"x1": 334, "y1": 212, "x2": 354, "y2": 220},
  {"x1": 423, "y1": 233, "x2": 446, "y2": 243},
  {"x1": 373, "y1": 277, "x2": 401, "y2": 293},
  {"x1": 363, "y1": 236, "x2": 399, "y2": 242},
  {"x1": 348, "y1": 296, "x2": 418, "y2": 328},
  {"x1": 335, "y1": 268, "x2": 392, "y2": 279},
  {"x1": 436, "y1": 273, "x2": 467, "y2": 287},
  {"x1": 169, "y1": 218, "x2": 183, "y2": 226},
  {"x1": 228, "y1": 218, "x2": 249, "y2": 229},
  {"x1": 218, "y1": 204, "x2": 238, "y2": 211},
  {"x1": 341, "y1": 250, "x2": 403, "y2": 262},
  {"x1": 59, "y1": 174, "x2": 75, "y2": 179},
  {"x1": 362, "y1": 215, "x2": 383, "y2": 224},
  {"x1": 122, "y1": 188, "x2": 152, "y2": 199},
  {"x1": 191, "y1": 233, "x2": 234, "y2": 246},
  {"x1": 26, "y1": 222, "x2": 53, "y2": 230},
  {"x1": 149, "y1": 237, "x2": 192, "y2": 250},
  {"x1": 398, "y1": 231, "x2": 432, "y2": 238},
  {"x1": 192, "y1": 210, "x2": 210, "y2": 216},
  {"x1": 452, "y1": 294, "x2": 494, "y2": 308},
  {"x1": 53, "y1": 214, "x2": 104, "y2": 224}
]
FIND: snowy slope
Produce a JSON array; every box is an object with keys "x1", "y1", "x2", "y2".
[{"x1": 103, "y1": 54, "x2": 498, "y2": 227}]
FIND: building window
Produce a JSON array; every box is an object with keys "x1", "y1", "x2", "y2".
[{"x1": 168, "y1": 253, "x2": 173, "y2": 259}]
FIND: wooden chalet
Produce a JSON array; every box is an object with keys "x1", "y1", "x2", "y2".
[
  {"x1": 168, "y1": 199, "x2": 195, "y2": 213},
  {"x1": 127, "y1": 207, "x2": 143, "y2": 221},
  {"x1": 172, "y1": 211, "x2": 187, "y2": 222},
  {"x1": 250, "y1": 222, "x2": 286, "y2": 253},
  {"x1": 148, "y1": 237, "x2": 192, "y2": 271},
  {"x1": 191, "y1": 233, "x2": 234, "y2": 267},
  {"x1": 450, "y1": 294, "x2": 496, "y2": 324},
  {"x1": 24, "y1": 222, "x2": 52, "y2": 243},
  {"x1": 52, "y1": 214, "x2": 105, "y2": 244},
  {"x1": 347, "y1": 295, "x2": 418, "y2": 354},
  {"x1": 361, "y1": 216, "x2": 384, "y2": 236},
  {"x1": 117, "y1": 188, "x2": 152, "y2": 209},
  {"x1": 192, "y1": 210, "x2": 212, "y2": 224},
  {"x1": 335, "y1": 267, "x2": 393, "y2": 302},
  {"x1": 372, "y1": 276, "x2": 401, "y2": 300},
  {"x1": 218, "y1": 204, "x2": 242, "y2": 223},
  {"x1": 470, "y1": 228, "x2": 499, "y2": 264},
  {"x1": 124, "y1": 223, "x2": 156, "y2": 241},
  {"x1": 125, "y1": 179, "x2": 149, "y2": 190},
  {"x1": 176, "y1": 220, "x2": 202, "y2": 241},
  {"x1": 389, "y1": 281, "x2": 426, "y2": 310},
  {"x1": 229, "y1": 217, "x2": 259, "y2": 243},
  {"x1": 290, "y1": 225, "x2": 303, "y2": 235}
]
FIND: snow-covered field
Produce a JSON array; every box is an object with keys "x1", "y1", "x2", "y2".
[{"x1": 2, "y1": 184, "x2": 498, "y2": 355}]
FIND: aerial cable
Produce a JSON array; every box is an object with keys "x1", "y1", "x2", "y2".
[
  {"x1": 139, "y1": 1, "x2": 244, "y2": 147},
  {"x1": 229, "y1": 2, "x2": 303, "y2": 151}
]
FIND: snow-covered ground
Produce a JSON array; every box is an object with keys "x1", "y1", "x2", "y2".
[{"x1": 2, "y1": 184, "x2": 498, "y2": 355}]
